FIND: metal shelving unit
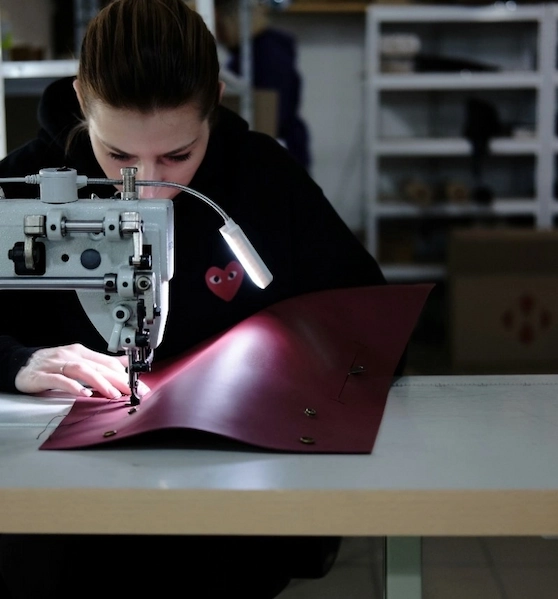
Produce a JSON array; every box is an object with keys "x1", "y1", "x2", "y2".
[{"x1": 364, "y1": 3, "x2": 558, "y2": 282}]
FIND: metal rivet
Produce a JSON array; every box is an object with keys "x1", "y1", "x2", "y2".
[
  {"x1": 103, "y1": 430, "x2": 118, "y2": 438},
  {"x1": 299, "y1": 436, "x2": 315, "y2": 445},
  {"x1": 348, "y1": 365, "x2": 366, "y2": 375},
  {"x1": 304, "y1": 408, "x2": 317, "y2": 417}
]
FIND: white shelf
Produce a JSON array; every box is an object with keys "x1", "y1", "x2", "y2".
[
  {"x1": 375, "y1": 199, "x2": 537, "y2": 219},
  {"x1": 364, "y1": 3, "x2": 557, "y2": 274},
  {"x1": 368, "y1": 4, "x2": 546, "y2": 23},
  {"x1": 0, "y1": 60, "x2": 79, "y2": 79},
  {"x1": 380, "y1": 263, "x2": 447, "y2": 282},
  {"x1": 376, "y1": 137, "x2": 539, "y2": 157},
  {"x1": 0, "y1": 58, "x2": 249, "y2": 94},
  {"x1": 372, "y1": 72, "x2": 541, "y2": 91}
]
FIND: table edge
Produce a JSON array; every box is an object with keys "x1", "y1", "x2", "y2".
[{"x1": 1, "y1": 488, "x2": 557, "y2": 536}]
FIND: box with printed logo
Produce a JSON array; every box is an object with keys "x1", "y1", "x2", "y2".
[{"x1": 449, "y1": 228, "x2": 558, "y2": 374}]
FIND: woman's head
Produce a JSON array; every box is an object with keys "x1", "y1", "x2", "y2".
[
  {"x1": 74, "y1": 0, "x2": 223, "y2": 196},
  {"x1": 78, "y1": 0, "x2": 220, "y2": 119}
]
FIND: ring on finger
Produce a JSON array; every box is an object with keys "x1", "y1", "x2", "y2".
[{"x1": 60, "y1": 362, "x2": 69, "y2": 376}]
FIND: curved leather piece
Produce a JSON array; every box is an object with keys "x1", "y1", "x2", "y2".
[{"x1": 41, "y1": 284, "x2": 433, "y2": 453}]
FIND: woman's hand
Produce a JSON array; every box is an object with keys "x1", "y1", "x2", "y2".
[{"x1": 14, "y1": 343, "x2": 150, "y2": 399}]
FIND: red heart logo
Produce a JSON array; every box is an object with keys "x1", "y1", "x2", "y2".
[
  {"x1": 500, "y1": 295, "x2": 555, "y2": 345},
  {"x1": 205, "y1": 261, "x2": 244, "y2": 302}
]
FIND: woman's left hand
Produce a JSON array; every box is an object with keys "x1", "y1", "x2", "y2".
[{"x1": 14, "y1": 343, "x2": 151, "y2": 399}]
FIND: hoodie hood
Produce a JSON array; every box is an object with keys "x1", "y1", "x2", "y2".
[{"x1": 37, "y1": 77, "x2": 83, "y2": 153}]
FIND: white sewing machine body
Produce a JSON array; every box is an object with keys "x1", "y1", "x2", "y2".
[
  {"x1": 0, "y1": 168, "x2": 175, "y2": 402},
  {"x1": 0, "y1": 196, "x2": 174, "y2": 350}
]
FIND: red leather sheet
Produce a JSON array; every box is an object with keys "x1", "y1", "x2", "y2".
[{"x1": 40, "y1": 284, "x2": 433, "y2": 453}]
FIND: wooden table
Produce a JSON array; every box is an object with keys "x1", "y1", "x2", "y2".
[{"x1": 1, "y1": 375, "x2": 557, "y2": 597}]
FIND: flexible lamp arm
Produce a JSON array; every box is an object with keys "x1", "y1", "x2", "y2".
[{"x1": 122, "y1": 179, "x2": 273, "y2": 290}]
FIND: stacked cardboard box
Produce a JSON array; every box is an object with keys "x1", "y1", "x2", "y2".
[{"x1": 448, "y1": 228, "x2": 558, "y2": 374}]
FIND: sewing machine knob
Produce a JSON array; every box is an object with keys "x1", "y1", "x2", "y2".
[
  {"x1": 8, "y1": 240, "x2": 46, "y2": 275},
  {"x1": 80, "y1": 248, "x2": 102, "y2": 270}
]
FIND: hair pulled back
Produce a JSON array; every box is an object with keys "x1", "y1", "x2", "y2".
[{"x1": 77, "y1": 0, "x2": 220, "y2": 121}]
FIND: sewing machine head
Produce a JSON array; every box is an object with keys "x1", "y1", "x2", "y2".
[
  {"x1": 0, "y1": 166, "x2": 272, "y2": 406},
  {"x1": 0, "y1": 167, "x2": 174, "y2": 406}
]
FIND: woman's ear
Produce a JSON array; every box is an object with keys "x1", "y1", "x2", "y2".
[
  {"x1": 72, "y1": 79, "x2": 85, "y2": 112},
  {"x1": 218, "y1": 80, "x2": 226, "y2": 102}
]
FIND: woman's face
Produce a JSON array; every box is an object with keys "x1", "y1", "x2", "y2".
[{"x1": 85, "y1": 99, "x2": 211, "y2": 200}]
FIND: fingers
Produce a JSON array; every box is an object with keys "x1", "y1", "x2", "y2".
[
  {"x1": 14, "y1": 344, "x2": 151, "y2": 399},
  {"x1": 68, "y1": 345, "x2": 129, "y2": 375},
  {"x1": 56, "y1": 360, "x2": 129, "y2": 399}
]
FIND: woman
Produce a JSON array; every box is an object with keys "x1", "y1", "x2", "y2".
[{"x1": 0, "y1": 1, "x2": 390, "y2": 596}]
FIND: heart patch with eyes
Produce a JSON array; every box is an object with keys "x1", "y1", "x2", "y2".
[{"x1": 205, "y1": 260, "x2": 244, "y2": 301}]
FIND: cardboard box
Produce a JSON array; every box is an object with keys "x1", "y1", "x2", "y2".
[
  {"x1": 221, "y1": 89, "x2": 278, "y2": 138},
  {"x1": 448, "y1": 228, "x2": 558, "y2": 374}
]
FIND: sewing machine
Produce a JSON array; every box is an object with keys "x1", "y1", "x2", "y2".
[
  {"x1": 0, "y1": 167, "x2": 173, "y2": 405},
  {"x1": 0, "y1": 167, "x2": 272, "y2": 405}
]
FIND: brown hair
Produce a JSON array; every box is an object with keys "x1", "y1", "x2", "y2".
[{"x1": 77, "y1": 0, "x2": 220, "y2": 121}]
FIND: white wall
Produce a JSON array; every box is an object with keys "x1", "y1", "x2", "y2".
[{"x1": 271, "y1": 13, "x2": 366, "y2": 231}]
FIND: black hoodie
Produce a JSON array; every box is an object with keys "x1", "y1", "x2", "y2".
[{"x1": 0, "y1": 77, "x2": 387, "y2": 391}]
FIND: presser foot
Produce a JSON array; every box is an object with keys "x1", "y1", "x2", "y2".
[{"x1": 125, "y1": 392, "x2": 141, "y2": 408}]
